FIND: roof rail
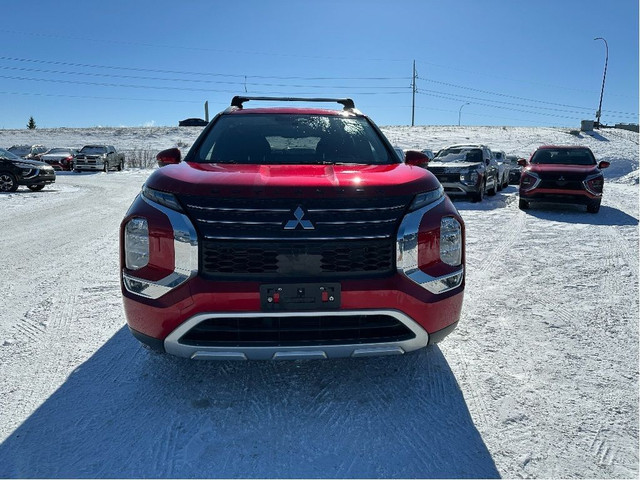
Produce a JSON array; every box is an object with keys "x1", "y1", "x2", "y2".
[{"x1": 230, "y1": 96, "x2": 356, "y2": 111}]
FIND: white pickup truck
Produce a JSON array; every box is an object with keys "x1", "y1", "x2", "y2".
[{"x1": 74, "y1": 145, "x2": 125, "y2": 172}]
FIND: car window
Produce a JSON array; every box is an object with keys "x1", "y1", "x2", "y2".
[
  {"x1": 8, "y1": 146, "x2": 30, "y2": 156},
  {"x1": 435, "y1": 147, "x2": 483, "y2": 163},
  {"x1": 80, "y1": 146, "x2": 107, "y2": 154},
  {"x1": 0, "y1": 148, "x2": 23, "y2": 160},
  {"x1": 531, "y1": 149, "x2": 596, "y2": 166},
  {"x1": 194, "y1": 114, "x2": 394, "y2": 165}
]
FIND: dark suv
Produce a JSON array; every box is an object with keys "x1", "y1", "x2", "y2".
[
  {"x1": 0, "y1": 148, "x2": 56, "y2": 192},
  {"x1": 427, "y1": 144, "x2": 499, "y2": 202},
  {"x1": 518, "y1": 145, "x2": 609, "y2": 213},
  {"x1": 120, "y1": 96, "x2": 465, "y2": 360}
]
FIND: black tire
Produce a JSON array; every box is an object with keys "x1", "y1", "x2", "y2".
[
  {"x1": 0, "y1": 172, "x2": 18, "y2": 192},
  {"x1": 27, "y1": 184, "x2": 45, "y2": 191},
  {"x1": 117, "y1": 161, "x2": 123, "y2": 172},
  {"x1": 587, "y1": 200, "x2": 601, "y2": 213},
  {"x1": 519, "y1": 198, "x2": 529, "y2": 210},
  {"x1": 471, "y1": 182, "x2": 485, "y2": 202},
  {"x1": 488, "y1": 175, "x2": 498, "y2": 196},
  {"x1": 103, "y1": 161, "x2": 109, "y2": 172}
]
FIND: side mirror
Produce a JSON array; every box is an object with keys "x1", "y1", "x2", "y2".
[
  {"x1": 598, "y1": 160, "x2": 610, "y2": 169},
  {"x1": 157, "y1": 148, "x2": 181, "y2": 167},
  {"x1": 517, "y1": 158, "x2": 527, "y2": 167},
  {"x1": 404, "y1": 150, "x2": 430, "y2": 167}
]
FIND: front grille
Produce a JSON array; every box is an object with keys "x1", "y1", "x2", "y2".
[
  {"x1": 178, "y1": 314, "x2": 415, "y2": 347},
  {"x1": 202, "y1": 239, "x2": 394, "y2": 279},
  {"x1": 538, "y1": 179, "x2": 584, "y2": 190},
  {"x1": 177, "y1": 194, "x2": 412, "y2": 240},
  {"x1": 178, "y1": 194, "x2": 409, "y2": 279},
  {"x1": 427, "y1": 167, "x2": 462, "y2": 183}
]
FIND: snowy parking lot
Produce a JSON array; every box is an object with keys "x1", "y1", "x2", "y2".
[{"x1": 0, "y1": 126, "x2": 637, "y2": 478}]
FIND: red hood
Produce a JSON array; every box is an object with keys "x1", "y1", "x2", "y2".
[
  {"x1": 147, "y1": 162, "x2": 439, "y2": 198},
  {"x1": 526, "y1": 164, "x2": 599, "y2": 175}
]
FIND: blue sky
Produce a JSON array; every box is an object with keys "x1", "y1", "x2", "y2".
[{"x1": 1, "y1": 0, "x2": 637, "y2": 129}]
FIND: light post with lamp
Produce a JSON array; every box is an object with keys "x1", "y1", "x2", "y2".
[
  {"x1": 594, "y1": 37, "x2": 608, "y2": 128},
  {"x1": 458, "y1": 102, "x2": 470, "y2": 126}
]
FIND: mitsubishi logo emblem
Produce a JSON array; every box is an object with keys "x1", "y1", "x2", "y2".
[
  {"x1": 558, "y1": 176, "x2": 566, "y2": 181},
  {"x1": 284, "y1": 206, "x2": 315, "y2": 230}
]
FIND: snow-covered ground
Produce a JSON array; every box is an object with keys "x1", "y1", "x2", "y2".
[{"x1": 0, "y1": 125, "x2": 637, "y2": 478}]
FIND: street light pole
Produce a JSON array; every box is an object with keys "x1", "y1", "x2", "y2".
[
  {"x1": 594, "y1": 37, "x2": 608, "y2": 129},
  {"x1": 458, "y1": 102, "x2": 470, "y2": 126}
]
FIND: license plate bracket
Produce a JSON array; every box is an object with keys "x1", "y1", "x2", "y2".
[{"x1": 260, "y1": 283, "x2": 341, "y2": 311}]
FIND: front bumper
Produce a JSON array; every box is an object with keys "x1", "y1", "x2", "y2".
[
  {"x1": 18, "y1": 168, "x2": 55, "y2": 186},
  {"x1": 122, "y1": 272, "x2": 464, "y2": 359},
  {"x1": 519, "y1": 187, "x2": 600, "y2": 206},
  {"x1": 436, "y1": 180, "x2": 481, "y2": 197},
  {"x1": 75, "y1": 163, "x2": 104, "y2": 171}
]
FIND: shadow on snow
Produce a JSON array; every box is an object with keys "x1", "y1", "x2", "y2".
[
  {"x1": 521, "y1": 204, "x2": 638, "y2": 226},
  {"x1": 0, "y1": 327, "x2": 499, "y2": 479}
]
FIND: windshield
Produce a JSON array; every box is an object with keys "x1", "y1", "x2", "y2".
[
  {"x1": 531, "y1": 148, "x2": 596, "y2": 166},
  {"x1": 434, "y1": 147, "x2": 484, "y2": 163},
  {"x1": 8, "y1": 146, "x2": 30, "y2": 156},
  {"x1": 80, "y1": 146, "x2": 107, "y2": 154},
  {"x1": 0, "y1": 148, "x2": 23, "y2": 161},
  {"x1": 193, "y1": 114, "x2": 395, "y2": 165},
  {"x1": 47, "y1": 148, "x2": 73, "y2": 154}
]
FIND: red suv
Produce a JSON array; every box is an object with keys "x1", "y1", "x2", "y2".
[
  {"x1": 518, "y1": 145, "x2": 609, "y2": 213},
  {"x1": 120, "y1": 97, "x2": 465, "y2": 360}
]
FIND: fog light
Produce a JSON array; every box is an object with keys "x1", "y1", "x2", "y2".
[
  {"x1": 440, "y1": 217, "x2": 462, "y2": 266},
  {"x1": 124, "y1": 218, "x2": 149, "y2": 270}
]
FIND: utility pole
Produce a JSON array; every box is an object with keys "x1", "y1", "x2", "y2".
[
  {"x1": 411, "y1": 60, "x2": 417, "y2": 126},
  {"x1": 594, "y1": 37, "x2": 608, "y2": 129}
]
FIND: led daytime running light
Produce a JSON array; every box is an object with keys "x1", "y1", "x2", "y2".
[
  {"x1": 142, "y1": 185, "x2": 183, "y2": 212},
  {"x1": 409, "y1": 185, "x2": 444, "y2": 212}
]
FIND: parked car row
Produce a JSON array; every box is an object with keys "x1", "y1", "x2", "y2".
[
  {"x1": 3, "y1": 144, "x2": 125, "y2": 174},
  {"x1": 1, "y1": 144, "x2": 127, "y2": 193},
  {"x1": 402, "y1": 143, "x2": 607, "y2": 214}
]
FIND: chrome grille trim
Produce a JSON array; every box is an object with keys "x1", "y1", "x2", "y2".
[{"x1": 203, "y1": 235, "x2": 391, "y2": 241}]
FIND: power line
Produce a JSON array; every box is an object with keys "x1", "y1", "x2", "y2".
[
  {"x1": 417, "y1": 76, "x2": 637, "y2": 117},
  {"x1": 0, "y1": 55, "x2": 407, "y2": 81}
]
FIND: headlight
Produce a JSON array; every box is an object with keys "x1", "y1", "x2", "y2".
[
  {"x1": 583, "y1": 173, "x2": 604, "y2": 195},
  {"x1": 408, "y1": 185, "x2": 444, "y2": 212},
  {"x1": 142, "y1": 185, "x2": 183, "y2": 212},
  {"x1": 520, "y1": 171, "x2": 540, "y2": 192},
  {"x1": 440, "y1": 217, "x2": 462, "y2": 266},
  {"x1": 124, "y1": 218, "x2": 149, "y2": 270},
  {"x1": 460, "y1": 169, "x2": 479, "y2": 184}
]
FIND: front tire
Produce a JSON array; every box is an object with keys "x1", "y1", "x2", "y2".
[
  {"x1": 0, "y1": 173, "x2": 18, "y2": 192},
  {"x1": 27, "y1": 184, "x2": 45, "y2": 191},
  {"x1": 471, "y1": 182, "x2": 485, "y2": 202},
  {"x1": 587, "y1": 200, "x2": 601, "y2": 213},
  {"x1": 488, "y1": 175, "x2": 498, "y2": 196},
  {"x1": 103, "y1": 161, "x2": 109, "y2": 172}
]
